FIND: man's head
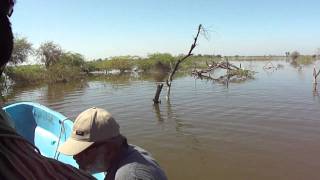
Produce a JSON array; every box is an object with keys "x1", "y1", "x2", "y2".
[
  {"x1": 0, "y1": 0, "x2": 15, "y2": 17},
  {"x1": 58, "y1": 107, "x2": 126, "y2": 173},
  {"x1": 0, "y1": 0, "x2": 15, "y2": 73},
  {"x1": 58, "y1": 107, "x2": 120, "y2": 155}
]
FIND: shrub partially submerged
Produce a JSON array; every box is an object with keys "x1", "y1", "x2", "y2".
[
  {"x1": 295, "y1": 56, "x2": 316, "y2": 65},
  {"x1": 47, "y1": 64, "x2": 83, "y2": 83},
  {"x1": 229, "y1": 69, "x2": 254, "y2": 78},
  {"x1": 6, "y1": 52, "x2": 88, "y2": 84},
  {"x1": 290, "y1": 51, "x2": 316, "y2": 67},
  {"x1": 5, "y1": 65, "x2": 46, "y2": 84}
]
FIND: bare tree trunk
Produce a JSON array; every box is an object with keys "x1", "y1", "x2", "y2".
[
  {"x1": 153, "y1": 83, "x2": 163, "y2": 104},
  {"x1": 313, "y1": 66, "x2": 317, "y2": 84},
  {"x1": 316, "y1": 67, "x2": 320, "y2": 81},
  {"x1": 226, "y1": 58, "x2": 230, "y2": 88},
  {"x1": 313, "y1": 66, "x2": 320, "y2": 92},
  {"x1": 166, "y1": 85, "x2": 171, "y2": 100},
  {"x1": 166, "y1": 24, "x2": 203, "y2": 100}
]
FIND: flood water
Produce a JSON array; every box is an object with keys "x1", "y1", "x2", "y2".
[{"x1": 6, "y1": 60, "x2": 320, "y2": 180}]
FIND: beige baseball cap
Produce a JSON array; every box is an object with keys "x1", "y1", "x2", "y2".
[{"x1": 58, "y1": 107, "x2": 120, "y2": 156}]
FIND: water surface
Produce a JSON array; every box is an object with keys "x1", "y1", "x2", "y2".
[{"x1": 7, "y1": 60, "x2": 320, "y2": 180}]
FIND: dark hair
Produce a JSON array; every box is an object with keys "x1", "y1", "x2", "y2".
[{"x1": 0, "y1": 0, "x2": 15, "y2": 74}]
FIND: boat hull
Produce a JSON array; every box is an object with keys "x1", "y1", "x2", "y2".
[{"x1": 3, "y1": 102, "x2": 104, "y2": 179}]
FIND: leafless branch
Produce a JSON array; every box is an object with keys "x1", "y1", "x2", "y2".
[{"x1": 166, "y1": 24, "x2": 203, "y2": 88}]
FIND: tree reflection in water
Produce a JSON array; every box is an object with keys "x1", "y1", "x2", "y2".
[{"x1": 46, "y1": 80, "x2": 88, "y2": 103}]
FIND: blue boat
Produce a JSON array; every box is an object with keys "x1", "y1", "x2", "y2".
[{"x1": 3, "y1": 101, "x2": 104, "y2": 179}]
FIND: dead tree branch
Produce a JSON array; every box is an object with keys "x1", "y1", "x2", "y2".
[
  {"x1": 317, "y1": 69, "x2": 320, "y2": 78},
  {"x1": 192, "y1": 60, "x2": 254, "y2": 85},
  {"x1": 152, "y1": 24, "x2": 205, "y2": 104},
  {"x1": 166, "y1": 24, "x2": 203, "y2": 99}
]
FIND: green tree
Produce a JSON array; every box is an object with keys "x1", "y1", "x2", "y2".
[
  {"x1": 291, "y1": 51, "x2": 300, "y2": 60},
  {"x1": 148, "y1": 53, "x2": 175, "y2": 66},
  {"x1": 37, "y1": 41, "x2": 62, "y2": 68},
  {"x1": 59, "y1": 52, "x2": 85, "y2": 68},
  {"x1": 108, "y1": 57, "x2": 133, "y2": 73},
  {"x1": 10, "y1": 36, "x2": 33, "y2": 65},
  {"x1": 136, "y1": 53, "x2": 174, "y2": 72}
]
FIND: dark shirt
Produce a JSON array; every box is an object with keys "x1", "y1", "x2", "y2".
[{"x1": 105, "y1": 145, "x2": 167, "y2": 180}]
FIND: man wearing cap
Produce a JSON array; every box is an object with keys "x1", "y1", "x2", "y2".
[{"x1": 58, "y1": 107, "x2": 167, "y2": 180}]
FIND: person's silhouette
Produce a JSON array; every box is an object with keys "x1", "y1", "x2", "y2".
[{"x1": 0, "y1": 0, "x2": 14, "y2": 74}]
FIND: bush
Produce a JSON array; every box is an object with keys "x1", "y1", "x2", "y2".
[
  {"x1": 86, "y1": 60, "x2": 108, "y2": 71},
  {"x1": 108, "y1": 57, "x2": 133, "y2": 73},
  {"x1": 148, "y1": 53, "x2": 175, "y2": 66},
  {"x1": 295, "y1": 55, "x2": 316, "y2": 65},
  {"x1": 136, "y1": 53, "x2": 175, "y2": 72},
  {"x1": 59, "y1": 52, "x2": 86, "y2": 68},
  {"x1": 37, "y1": 41, "x2": 62, "y2": 68},
  {"x1": 10, "y1": 36, "x2": 34, "y2": 65},
  {"x1": 47, "y1": 63, "x2": 83, "y2": 83},
  {"x1": 290, "y1": 51, "x2": 300, "y2": 60},
  {"x1": 135, "y1": 59, "x2": 154, "y2": 72},
  {"x1": 6, "y1": 65, "x2": 46, "y2": 83}
]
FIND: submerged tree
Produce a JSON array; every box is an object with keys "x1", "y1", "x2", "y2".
[
  {"x1": 153, "y1": 24, "x2": 206, "y2": 103},
  {"x1": 166, "y1": 24, "x2": 206, "y2": 99},
  {"x1": 192, "y1": 59, "x2": 254, "y2": 85}
]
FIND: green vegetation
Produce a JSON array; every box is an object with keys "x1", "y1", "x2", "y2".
[
  {"x1": 295, "y1": 55, "x2": 316, "y2": 65},
  {"x1": 229, "y1": 69, "x2": 254, "y2": 78},
  {"x1": 6, "y1": 36, "x2": 317, "y2": 86},
  {"x1": 6, "y1": 51, "x2": 87, "y2": 83},
  {"x1": 46, "y1": 51, "x2": 87, "y2": 83},
  {"x1": 180, "y1": 55, "x2": 221, "y2": 70},
  {"x1": 87, "y1": 53, "x2": 175, "y2": 73},
  {"x1": 108, "y1": 57, "x2": 134, "y2": 73},
  {"x1": 136, "y1": 53, "x2": 174, "y2": 72},
  {"x1": 6, "y1": 65, "x2": 46, "y2": 84},
  {"x1": 87, "y1": 56, "x2": 135, "y2": 72},
  {"x1": 6, "y1": 39, "x2": 89, "y2": 84},
  {"x1": 37, "y1": 41, "x2": 62, "y2": 68},
  {"x1": 10, "y1": 36, "x2": 33, "y2": 65},
  {"x1": 47, "y1": 64, "x2": 84, "y2": 83},
  {"x1": 4, "y1": 51, "x2": 253, "y2": 85},
  {"x1": 289, "y1": 51, "x2": 317, "y2": 67},
  {"x1": 87, "y1": 53, "x2": 221, "y2": 73}
]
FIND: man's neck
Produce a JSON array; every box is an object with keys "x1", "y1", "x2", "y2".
[{"x1": 105, "y1": 145, "x2": 129, "y2": 180}]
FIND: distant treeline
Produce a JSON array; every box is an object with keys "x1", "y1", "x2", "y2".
[
  {"x1": 5, "y1": 53, "x2": 221, "y2": 84},
  {"x1": 4, "y1": 36, "x2": 319, "y2": 85},
  {"x1": 5, "y1": 37, "x2": 224, "y2": 84},
  {"x1": 86, "y1": 53, "x2": 223, "y2": 72}
]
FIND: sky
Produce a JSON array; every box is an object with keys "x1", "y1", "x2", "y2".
[{"x1": 11, "y1": 0, "x2": 320, "y2": 60}]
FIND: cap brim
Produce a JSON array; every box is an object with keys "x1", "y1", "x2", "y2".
[{"x1": 58, "y1": 138, "x2": 94, "y2": 156}]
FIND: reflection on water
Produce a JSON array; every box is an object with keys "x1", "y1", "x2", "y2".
[
  {"x1": 46, "y1": 80, "x2": 89, "y2": 103},
  {"x1": 90, "y1": 73, "x2": 133, "y2": 88},
  {"x1": 153, "y1": 104, "x2": 163, "y2": 122},
  {"x1": 5, "y1": 60, "x2": 320, "y2": 180}
]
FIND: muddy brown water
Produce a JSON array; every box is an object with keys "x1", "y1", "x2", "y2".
[{"x1": 6, "y1": 61, "x2": 320, "y2": 180}]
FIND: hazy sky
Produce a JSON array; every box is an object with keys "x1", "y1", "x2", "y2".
[{"x1": 11, "y1": 0, "x2": 320, "y2": 59}]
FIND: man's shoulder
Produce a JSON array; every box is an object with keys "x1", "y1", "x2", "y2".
[
  {"x1": 114, "y1": 145, "x2": 167, "y2": 180},
  {"x1": 115, "y1": 162, "x2": 167, "y2": 180}
]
